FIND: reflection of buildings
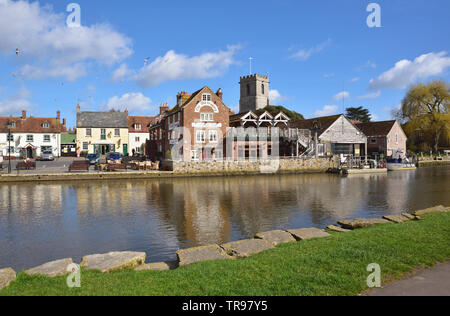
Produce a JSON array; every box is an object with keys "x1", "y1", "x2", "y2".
[{"x1": 0, "y1": 184, "x2": 63, "y2": 214}]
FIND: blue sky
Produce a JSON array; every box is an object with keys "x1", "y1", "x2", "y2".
[{"x1": 0, "y1": 0, "x2": 449, "y2": 128}]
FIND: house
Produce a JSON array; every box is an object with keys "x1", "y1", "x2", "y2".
[
  {"x1": 290, "y1": 114, "x2": 367, "y2": 157},
  {"x1": 61, "y1": 132, "x2": 76, "y2": 157},
  {"x1": 356, "y1": 120, "x2": 407, "y2": 158},
  {"x1": 76, "y1": 105, "x2": 129, "y2": 156},
  {"x1": 148, "y1": 86, "x2": 231, "y2": 161},
  {"x1": 0, "y1": 110, "x2": 66, "y2": 159},
  {"x1": 128, "y1": 116, "x2": 154, "y2": 156}
]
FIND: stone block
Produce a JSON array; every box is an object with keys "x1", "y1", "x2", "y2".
[
  {"x1": 25, "y1": 258, "x2": 73, "y2": 277},
  {"x1": 287, "y1": 228, "x2": 332, "y2": 240},
  {"x1": 177, "y1": 245, "x2": 232, "y2": 266},
  {"x1": 255, "y1": 230, "x2": 296, "y2": 245},
  {"x1": 326, "y1": 225, "x2": 351, "y2": 233},
  {"x1": 221, "y1": 239, "x2": 274, "y2": 258},
  {"x1": 0, "y1": 268, "x2": 16, "y2": 291},
  {"x1": 383, "y1": 214, "x2": 410, "y2": 223},
  {"x1": 135, "y1": 261, "x2": 178, "y2": 271},
  {"x1": 81, "y1": 251, "x2": 146, "y2": 273},
  {"x1": 337, "y1": 218, "x2": 390, "y2": 230}
]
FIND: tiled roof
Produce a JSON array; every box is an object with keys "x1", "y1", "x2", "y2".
[
  {"x1": 356, "y1": 121, "x2": 396, "y2": 137},
  {"x1": 289, "y1": 114, "x2": 342, "y2": 135},
  {"x1": 128, "y1": 116, "x2": 154, "y2": 133},
  {"x1": 77, "y1": 111, "x2": 128, "y2": 128},
  {"x1": 0, "y1": 116, "x2": 66, "y2": 133}
]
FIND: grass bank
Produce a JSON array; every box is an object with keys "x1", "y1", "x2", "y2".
[{"x1": 2, "y1": 212, "x2": 449, "y2": 296}]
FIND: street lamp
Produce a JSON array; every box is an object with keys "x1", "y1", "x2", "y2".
[
  {"x1": 7, "y1": 124, "x2": 12, "y2": 174},
  {"x1": 312, "y1": 120, "x2": 321, "y2": 158}
]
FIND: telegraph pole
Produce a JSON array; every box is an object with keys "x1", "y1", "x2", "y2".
[{"x1": 8, "y1": 126, "x2": 11, "y2": 174}]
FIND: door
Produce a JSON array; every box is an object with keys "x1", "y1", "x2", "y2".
[
  {"x1": 123, "y1": 144, "x2": 128, "y2": 156},
  {"x1": 27, "y1": 147, "x2": 33, "y2": 158}
]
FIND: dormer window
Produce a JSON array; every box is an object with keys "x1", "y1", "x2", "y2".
[
  {"x1": 42, "y1": 122, "x2": 50, "y2": 128},
  {"x1": 202, "y1": 94, "x2": 212, "y2": 102},
  {"x1": 8, "y1": 122, "x2": 16, "y2": 128},
  {"x1": 134, "y1": 124, "x2": 142, "y2": 130}
]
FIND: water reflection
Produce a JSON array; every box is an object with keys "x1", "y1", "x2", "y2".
[{"x1": 0, "y1": 167, "x2": 449, "y2": 271}]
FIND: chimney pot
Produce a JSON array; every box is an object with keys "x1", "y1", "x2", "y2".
[{"x1": 22, "y1": 110, "x2": 27, "y2": 119}]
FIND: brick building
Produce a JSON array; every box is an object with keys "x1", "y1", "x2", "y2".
[{"x1": 148, "y1": 86, "x2": 232, "y2": 161}]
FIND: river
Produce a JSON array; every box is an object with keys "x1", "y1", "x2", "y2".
[{"x1": 1, "y1": 166, "x2": 449, "y2": 271}]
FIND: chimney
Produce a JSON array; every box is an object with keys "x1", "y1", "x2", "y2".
[
  {"x1": 76, "y1": 104, "x2": 81, "y2": 113},
  {"x1": 57, "y1": 110, "x2": 61, "y2": 122},
  {"x1": 22, "y1": 110, "x2": 27, "y2": 119},
  {"x1": 63, "y1": 118, "x2": 66, "y2": 126},
  {"x1": 160, "y1": 103, "x2": 169, "y2": 115},
  {"x1": 125, "y1": 108, "x2": 129, "y2": 116},
  {"x1": 216, "y1": 88, "x2": 223, "y2": 100}
]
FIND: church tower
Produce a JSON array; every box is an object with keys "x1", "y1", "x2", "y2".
[{"x1": 239, "y1": 74, "x2": 270, "y2": 113}]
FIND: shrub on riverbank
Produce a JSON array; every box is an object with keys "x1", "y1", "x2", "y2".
[{"x1": 1, "y1": 212, "x2": 449, "y2": 296}]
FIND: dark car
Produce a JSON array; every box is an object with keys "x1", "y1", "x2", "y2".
[
  {"x1": 106, "y1": 152, "x2": 123, "y2": 162},
  {"x1": 86, "y1": 153, "x2": 100, "y2": 165}
]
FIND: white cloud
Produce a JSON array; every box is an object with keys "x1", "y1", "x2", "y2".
[
  {"x1": 290, "y1": 39, "x2": 332, "y2": 61},
  {"x1": 111, "y1": 63, "x2": 132, "y2": 82},
  {"x1": 357, "y1": 91, "x2": 381, "y2": 99},
  {"x1": 357, "y1": 60, "x2": 377, "y2": 71},
  {"x1": 324, "y1": 73, "x2": 335, "y2": 79},
  {"x1": 0, "y1": 86, "x2": 33, "y2": 115},
  {"x1": 104, "y1": 92, "x2": 152, "y2": 112},
  {"x1": 269, "y1": 89, "x2": 286, "y2": 104},
  {"x1": 351, "y1": 77, "x2": 360, "y2": 82},
  {"x1": 314, "y1": 105, "x2": 338, "y2": 117},
  {"x1": 0, "y1": 0, "x2": 132, "y2": 81},
  {"x1": 132, "y1": 46, "x2": 239, "y2": 88},
  {"x1": 369, "y1": 52, "x2": 450, "y2": 90},
  {"x1": 333, "y1": 91, "x2": 350, "y2": 101}
]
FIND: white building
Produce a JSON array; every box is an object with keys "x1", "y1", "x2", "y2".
[
  {"x1": 0, "y1": 110, "x2": 66, "y2": 159},
  {"x1": 128, "y1": 116, "x2": 154, "y2": 155}
]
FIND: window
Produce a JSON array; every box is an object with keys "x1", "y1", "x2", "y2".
[
  {"x1": 7, "y1": 134, "x2": 13, "y2": 142},
  {"x1": 191, "y1": 150, "x2": 200, "y2": 161},
  {"x1": 27, "y1": 135, "x2": 34, "y2": 142},
  {"x1": 134, "y1": 124, "x2": 141, "y2": 130},
  {"x1": 261, "y1": 84, "x2": 265, "y2": 95},
  {"x1": 135, "y1": 137, "x2": 140, "y2": 142},
  {"x1": 395, "y1": 134, "x2": 399, "y2": 144},
  {"x1": 202, "y1": 94, "x2": 211, "y2": 102},
  {"x1": 86, "y1": 129, "x2": 92, "y2": 137},
  {"x1": 246, "y1": 84, "x2": 250, "y2": 96},
  {"x1": 209, "y1": 130, "x2": 218, "y2": 143},
  {"x1": 101, "y1": 129, "x2": 106, "y2": 140},
  {"x1": 200, "y1": 113, "x2": 214, "y2": 122},
  {"x1": 196, "y1": 130, "x2": 206, "y2": 143},
  {"x1": 115, "y1": 129, "x2": 120, "y2": 137},
  {"x1": 83, "y1": 142, "x2": 88, "y2": 151},
  {"x1": 9, "y1": 122, "x2": 16, "y2": 128},
  {"x1": 44, "y1": 135, "x2": 51, "y2": 143},
  {"x1": 42, "y1": 123, "x2": 50, "y2": 128}
]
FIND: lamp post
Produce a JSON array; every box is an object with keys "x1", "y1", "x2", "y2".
[
  {"x1": 312, "y1": 120, "x2": 321, "y2": 158},
  {"x1": 7, "y1": 126, "x2": 12, "y2": 174}
]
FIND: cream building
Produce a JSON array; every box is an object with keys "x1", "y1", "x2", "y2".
[{"x1": 76, "y1": 105, "x2": 129, "y2": 156}]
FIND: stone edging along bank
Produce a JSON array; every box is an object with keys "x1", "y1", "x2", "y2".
[{"x1": 0, "y1": 205, "x2": 449, "y2": 291}]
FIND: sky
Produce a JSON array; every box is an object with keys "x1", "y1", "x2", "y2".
[{"x1": 0, "y1": 0, "x2": 449, "y2": 128}]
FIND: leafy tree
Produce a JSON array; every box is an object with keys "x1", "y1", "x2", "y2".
[
  {"x1": 397, "y1": 80, "x2": 450, "y2": 153},
  {"x1": 345, "y1": 106, "x2": 372, "y2": 123},
  {"x1": 256, "y1": 105, "x2": 304, "y2": 121}
]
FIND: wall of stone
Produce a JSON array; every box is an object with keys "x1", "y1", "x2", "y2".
[{"x1": 168, "y1": 157, "x2": 337, "y2": 174}]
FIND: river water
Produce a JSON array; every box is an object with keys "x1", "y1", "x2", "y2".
[{"x1": 1, "y1": 167, "x2": 449, "y2": 271}]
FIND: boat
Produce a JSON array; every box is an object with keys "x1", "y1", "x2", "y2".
[{"x1": 386, "y1": 158, "x2": 417, "y2": 171}]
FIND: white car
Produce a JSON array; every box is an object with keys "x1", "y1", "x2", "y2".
[{"x1": 39, "y1": 151, "x2": 55, "y2": 161}]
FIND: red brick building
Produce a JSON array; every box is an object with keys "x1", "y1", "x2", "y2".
[{"x1": 148, "y1": 86, "x2": 232, "y2": 161}]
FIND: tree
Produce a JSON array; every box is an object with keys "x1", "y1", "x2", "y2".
[
  {"x1": 398, "y1": 80, "x2": 450, "y2": 153},
  {"x1": 345, "y1": 106, "x2": 372, "y2": 123}
]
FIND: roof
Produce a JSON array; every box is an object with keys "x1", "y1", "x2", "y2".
[
  {"x1": 61, "y1": 133, "x2": 76, "y2": 144},
  {"x1": 128, "y1": 116, "x2": 154, "y2": 132},
  {"x1": 289, "y1": 114, "x2": 343, "y2": 135},
  {"x1": 77, "y1": 111, "x2": 128, "y2": 128},
  {"x1": 356, "y1": 121, "x2": 396, "y2": 137},
  {"x1": 0, "y1": 116, "x2": 66, "y2": 133}
]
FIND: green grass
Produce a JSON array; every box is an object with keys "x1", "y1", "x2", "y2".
[{"x1": 2, "y1": 212, "x2": 450, "y2": 296}]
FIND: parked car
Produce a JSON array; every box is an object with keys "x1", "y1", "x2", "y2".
[
  {"x1": 39, "y1": 151, "x2": 55, "y2": 161},
  {"x1": 106, "y1": 152, "x2": 123, "y2": 162},
  {"x1": 86, "y1": 153, "x2": 100, "y2": 165}
]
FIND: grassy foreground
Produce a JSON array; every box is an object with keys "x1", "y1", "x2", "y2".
[{"x1": 1, "y1": 212, "x2": 450, "y2": 296}]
